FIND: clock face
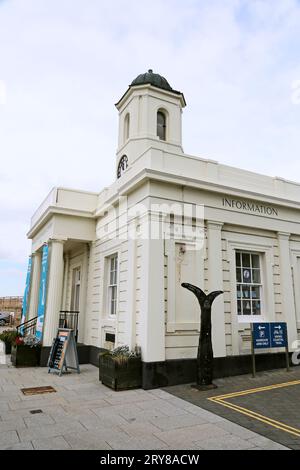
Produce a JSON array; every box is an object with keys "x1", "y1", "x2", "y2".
[{"x1": 117, "y1": 155, "x2": 128, "y2": 179}]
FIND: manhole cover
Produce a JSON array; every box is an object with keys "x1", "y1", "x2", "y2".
[{"x1": 21, "y1": 386, "x2": 56, "y2": 396}]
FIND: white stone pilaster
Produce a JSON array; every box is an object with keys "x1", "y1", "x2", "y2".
[
  {"x1": 278, "y1": 232, "x2": 298, "y2": 348},
  {"x1": 84, "y1": 241, "x2": 95, "y2": 345},
  {"x1": 28, "y1": 251, "x2": 42, "y2": 320},
  {"x1": 140, "y1": 213, "x2": 165, "y2": 362},
  {"x1": 78, "y1": 243, "x2": 89, "y2": 343},
  {"x1": 42, "y1": 239, "x2": 65, "y2": 346},
  {"x1": 61, "y1": 252, "x2": 70, "y2": 311},
  {"x1": 127, "y1": 220, "x2": 137, "y2": 350},
  {"x1": 207, "y1": 221, "x2": 226, "y2": 358}
]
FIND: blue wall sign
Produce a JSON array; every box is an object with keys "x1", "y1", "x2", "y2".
[
  {"x1": 270, "y1": 323, "x2": 287, "y2": 348},
  {"x1": 20, "y1": 257, "x2": 33, "y2": 334},
  {"x1": 253, "y1": 322, "x2": 288, "y2": 349},
  {"x1": 35, "y1": 244, "x2": 49, "y2": 341},
  {"x1": 253, "y1": 323, "x2": 271, "y2": 349}
]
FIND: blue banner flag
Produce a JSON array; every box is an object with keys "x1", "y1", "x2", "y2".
[
  {"x1": 36, "y1": 244, "x2": 49, "y2": 341},
  {"x1": 20, "y1": 257, "x2": 33, "y2": 334}
]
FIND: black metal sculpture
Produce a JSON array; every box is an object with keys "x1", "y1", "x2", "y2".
[{"x1": 181, "y1": 283, "x2": 223, "y2": 390}]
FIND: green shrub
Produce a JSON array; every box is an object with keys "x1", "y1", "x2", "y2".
[
  {"x1": 0, "y1": 329, "x2": 19, "y2": 345},
  {"x1": 101, "y1": 345, "x2": 141, "y2": 365}
]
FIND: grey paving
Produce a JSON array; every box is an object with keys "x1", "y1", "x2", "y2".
[
  {"x1": 0, "y1": 353, "x2": 288, "y2": 450},
  {"x1": 63, "y1": 431, "x2": 112, "y2": 450},
  {"x1": 154, "y1": 423, "x2": 230, "y2": 448},
  {"x1": 194, "y1": 434, "x2": 256, "y2": 450},
  {"x1": 165, "y1": 367, "x2": 300, "y2": 450},
  {"x1": 0, "y1": 430, "x2": 20, "y2": 448},
  {"x1": 32, "y1": 436, "x2": 71, "y2": 450},
  {"x1": 6, "y1": 441, "x2": 35, "y2": 450}
]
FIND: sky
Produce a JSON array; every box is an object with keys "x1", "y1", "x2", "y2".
[{"x1": 0, "y1": 0, "x2": 300, "y2": 296}]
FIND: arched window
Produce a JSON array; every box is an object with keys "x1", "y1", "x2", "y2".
[
  {"x1": 124, "y1": 113, "x2": 130, "y2": 142},
  {"x1": 157, "y1": 110, "x2": 166, "y2": 141}
]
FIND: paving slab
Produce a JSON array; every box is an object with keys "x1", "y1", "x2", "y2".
[
  {"x1": 136, "y1": 399, "x2": 190, "y2": 417},
  {"x1": 0, "y1": 403, "x2": 9, "y2": 411},
  {"x1": 0, "y1": 417, "x2": 26, "y2": 432},
  {"x1": 194, "y1": 434, "x2": 256, "y2": 450},
  {"x1": 107, "y1": 434, "x2": 168, "y2": 451},
  {"x1": 119, "y1": 421, "x2": 162, "y2": 438},
  {"x1": 6, "y1": 441, "x2": 34, "y2": 450},
  {"x1": 32, "y1": 436, "x2": 71, "y2": 450},
  {"x1": 0, "y1": 362, "x2": 289, "y2": 450},
  {"x1": 18, "y1": 420, "x2": 86, "y2": 442},
  {"x1": 247, "y1": 435, "x2": 289, "y2": 450},
  {"x1": 0, "y1": 430, "x2": 20, "y2": 448},
  {"x1": 153, "y1": 423, "x2": 230, "y2": 447},
  {"x1": 24, "y1": 413, "x2": 56, "y2": 427},
  {"x1": 63, "y1": 431, "x2": 112, "y2": 450},
  {"x1": 149, "y1": 414, "x2": 209, "y2": 431}
]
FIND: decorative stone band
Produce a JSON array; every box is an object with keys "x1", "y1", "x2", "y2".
[{"x1": 222, "y1": 198, "x2": 278, "y2": 217}]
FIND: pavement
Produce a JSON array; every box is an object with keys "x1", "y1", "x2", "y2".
[
  {"x1": 0, "y1": 353, "x2": 288, "y2": 450},
  {"x1": 165, "y1": 367, "x2": 300, "y2": 450}
]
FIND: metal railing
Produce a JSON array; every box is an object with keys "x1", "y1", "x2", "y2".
[
  {"x1": 16, "y1": 312, "x2": 79, "y2": 340},
  {"x1": 59, "y1": 311, "x2": 79, "y2": 341},
  {"x1": 16, "y1": 316, "x2": 38, "y2": 336}
]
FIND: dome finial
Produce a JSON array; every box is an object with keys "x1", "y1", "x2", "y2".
[{"x1": 130, "y1": 70, "x2": 173, "y2": 92}]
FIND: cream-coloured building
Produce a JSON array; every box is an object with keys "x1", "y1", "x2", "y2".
[{"x1": 24, "y1": 70, "x2": 300, "y2": 387}]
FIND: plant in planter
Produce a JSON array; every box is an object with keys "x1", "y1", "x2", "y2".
[
  {"x1": 99, "y1": 345, "x2": 142, "y2": 391},
  {"x1": 11, "y1": 334, "x2": 41, "y2": 367},
  {"x1": 0, "y1": 330, "x2": 19, "y2": 355}
]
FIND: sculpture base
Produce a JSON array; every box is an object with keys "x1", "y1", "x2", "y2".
[{"x1": 191, "y1": 383, "x2": 218, "y2": 391}]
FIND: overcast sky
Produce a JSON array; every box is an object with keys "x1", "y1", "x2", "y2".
[{"x1": 0, "y1": 0, "x2": 300, "y2": 296}]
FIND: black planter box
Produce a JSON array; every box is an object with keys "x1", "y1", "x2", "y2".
[
  {"x1": 11, "y1": 345, "x2": 41, "y2": 367},
  {"x1": 4, "y1": 342, "x2": 12, "y2": 355},
  {"x1": 99, "y1": 354, "x2": 142, "y2": 391}
]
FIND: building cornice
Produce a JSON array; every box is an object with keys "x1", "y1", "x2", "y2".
[
  {"x1": 95, "y1": 167, "x2": 300, "y2": 216},
  {"x1": 277, "y1": 231, "x2": 291, "y2": 240},
  {"x1": 27, "y1": 206, "x2": 95, "y2": 239},
  {"x1": 29, "y1": 166, "x2": 300, "y2": 240},
  {"x1": 115, "y1": 84, "x2": 186, "y2": 110}
]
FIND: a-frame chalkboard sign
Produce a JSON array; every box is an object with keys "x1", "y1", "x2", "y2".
[{"x1": 47, "y1": 329, "x2": 80, "y2": 376}]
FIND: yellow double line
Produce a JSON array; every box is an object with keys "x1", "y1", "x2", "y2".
[{"x1": 208, "y1": 379, "x2": 300, "y2": 438}]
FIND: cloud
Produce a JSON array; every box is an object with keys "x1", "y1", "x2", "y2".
[
  {"x1": 0, "y1": 0, "x2": 300, "y2": 293},
  {"x1": 0, "y1": 260, "x2": 28, "y2": 296},
  {"x1": 292, "y1": 80, "x2": 300, "y2": 104},
  {"x1": 0, "y1": 80, "x2": 6, "y2": 105}
]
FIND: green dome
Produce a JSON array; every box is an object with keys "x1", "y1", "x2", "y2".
[{"x1": 130, "y1": 69, "x2": 173, "y2": 92}]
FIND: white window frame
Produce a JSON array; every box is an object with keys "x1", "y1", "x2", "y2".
[
  {"x1": 124, "y1": 113, "x2": 130, "y2": 142},
  {"x1": 226, "y1": 235, "x2": 276, "y2": 355},
  {"x1": 235, "y1": 251, "x2": 262, "y2": 317},
  {"x1": 71, "y1": 266, "x2": 81, "y2": 312},
  {"x1": 107, "y1": 253, "x2": 118, "y2": 318},
  {"x1": 290, "y1": 246, "x2": 300, "y2": 328},
  {"x1": 156, "y1": 108, "x2": 168, "y2": 141}
]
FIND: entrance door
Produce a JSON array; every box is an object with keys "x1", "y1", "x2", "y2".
[{"x1": 71, "y1": 267, "x2": 81, "y2": 312}]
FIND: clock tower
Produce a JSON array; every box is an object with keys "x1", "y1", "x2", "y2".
[{"x1": 115, "y1": 69, "x2": 186, "y2": 179}]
